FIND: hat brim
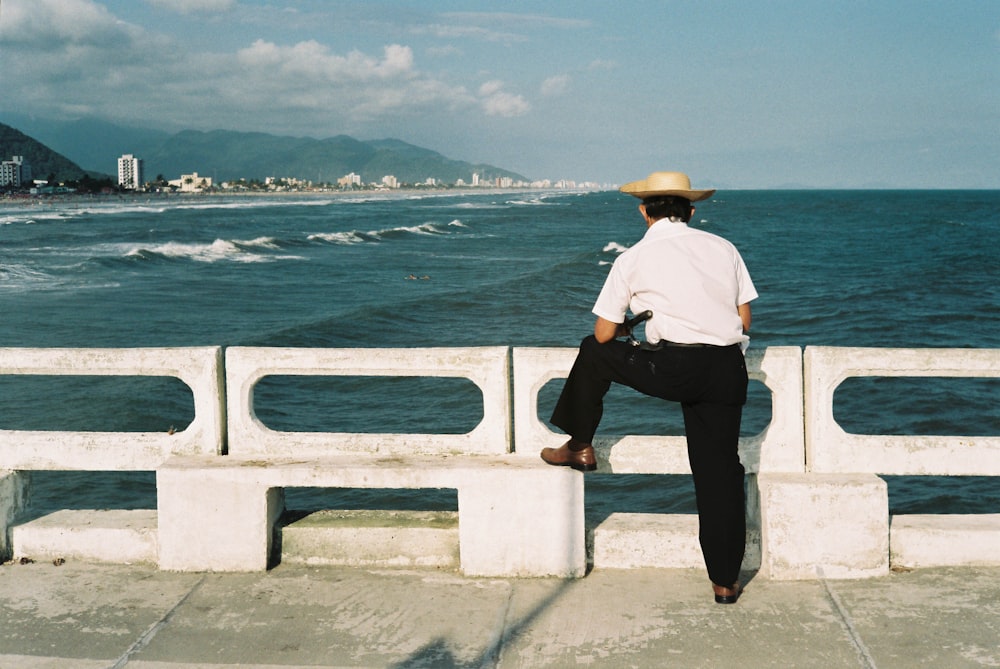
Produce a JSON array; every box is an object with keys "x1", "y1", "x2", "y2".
[{"x1": 620, "y1": 183, "x2": 716, "y2": 202}]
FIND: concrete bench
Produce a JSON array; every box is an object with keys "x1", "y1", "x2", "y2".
[
  {"x1": 157, "y1": 453, "x2": 583, "y2": 576},
  {"x1": 511, "y1": 345, "x2": 805, "y2": 573},
  {"x1": 155, "y1": 346, "x2": 585, "y2": 577}
]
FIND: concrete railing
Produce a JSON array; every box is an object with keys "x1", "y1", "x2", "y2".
[
  {"x1": 804, "y1": 346, "x2": 1000, "y2": 475},
  {"x1": 758, "y1": 346, "x2": 1000, "y2": 580},
  {"x1": 2, "y1": 345, "x2": 999, "y2": 580},
  {"x1": 0, "y1": 347, "x2": 226, "y2": 470},
  {"x1": 224, "y1": 346, "x2": 511, "y2": 456},
  {"x1": 157, "y1": 346, "x2": 581, "y2": 578}
]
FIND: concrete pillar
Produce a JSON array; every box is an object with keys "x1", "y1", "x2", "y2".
[
  {"x1": 0, "y1": 470, "x2": 29, "y2": 561},
  {"x1": 758, "y1": 472, "x2": 888, "y2": 580},
  {"x1": 456, "y1": 466, "x2": 585, "y2": 578},
  {"x1": 157, "y1": 469, "x2": 284, "y2": 571}
]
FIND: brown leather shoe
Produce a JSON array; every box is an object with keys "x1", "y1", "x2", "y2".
[
  {"x1": 712, "y1": 582, "x2": 742, "y2": 604},
  {"x1": 540, "y1": 439, "x2": 597, "y2": 472}
]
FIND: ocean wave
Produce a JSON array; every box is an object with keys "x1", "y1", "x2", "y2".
[
  {"x1": 508, "y1": 197, "x2": 560, "y2": 206},
  {"x1": 0, "y1": 209, "x2": 77, "y2": 225},
  {"x1": 603, "y1": 241, "x2": 629, "y2": 254},
  {"x1": 121, "y1": 238, "x2": 303, "y2": 263},
  {"x1": 307, "y1": 231, "x2": 370, "y2": 245},
  {"x1": 0, "y1": 263, "x2": 122, "y2": 292},
  {"x1": 451, "y1": 201, "x2": 509, "y2": 210},
  {"x1": 308, "y1": 221, "x2": 452, "y2": 245},
  {"x1": 172, "y1": 198, "x2": 335, "y2": 211},
  {"x1": 0, "y1": 263, "x2": 54, "y2": 290}
]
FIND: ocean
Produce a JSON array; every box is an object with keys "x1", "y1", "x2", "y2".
[{"x1": 2, "y1": 189, "x2": 999, "y2": 521}]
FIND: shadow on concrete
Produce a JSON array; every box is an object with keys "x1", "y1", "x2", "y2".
[{"x1": 388, "y1": 577, "x2": 577, "y2": 669}]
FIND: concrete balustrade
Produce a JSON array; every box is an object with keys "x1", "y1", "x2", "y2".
[
  {"x1": 160, "y1": 346, "x2": 584, "y2": 578},
  {"x1": 3, "y1": 345, "x2": 998, "y2": 579},
  {"x1": 793, "y1": 346, "x2": 1000, "y2": 575},
  {"x1": 0, "y1": 346, "x2": 225, "y2": 563},
  {"x1": 804, "y1": 346, "x2": 1000, "y2": 475},
  {"x1": 0, "y1": 347, "x2": 226, "y2": 470},
  {"x1": 224, "y1": 346, "x2": 511, "y2": 456}
]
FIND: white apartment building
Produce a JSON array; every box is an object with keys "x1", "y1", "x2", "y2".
[
  {"x1": 0, "y1": 155, "x2": 31, "y2": 188},
  {"x1": 168, "y1": 172, "x2": 213, "y2": 192},
  {"x1": 117, "y1": 154, "x2": 144, "y2": 190},
  {"x1": 338, "y1": 172, "x2": 361, "y2": 187}
]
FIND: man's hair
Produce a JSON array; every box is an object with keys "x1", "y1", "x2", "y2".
[{"x1": 642, "y1": 196, "x2": 692, "y2": 222}]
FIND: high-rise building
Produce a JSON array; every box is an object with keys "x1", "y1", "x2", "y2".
[
  {"x1": 117, "y1": 154, "x2": 144, "y2": 190},
  {"x1": 0, "y1": 155, "x2": 31, "y2": 188}
]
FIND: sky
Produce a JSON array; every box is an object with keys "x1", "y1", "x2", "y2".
[{"x1": 1, "y1": 0, "x2": 998, "y2": 189}]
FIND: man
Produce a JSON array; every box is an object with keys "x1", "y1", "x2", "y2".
[{"x1": 540, "y1": 171, "x2": 757, "y2": 604}]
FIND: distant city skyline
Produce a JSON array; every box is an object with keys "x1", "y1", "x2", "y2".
[{"x1": 1, "y1": 1, "x2": 997, "y2": 189}]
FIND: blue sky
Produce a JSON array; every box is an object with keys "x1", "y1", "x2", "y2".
[{"x1": 1, "y1": 0, "x2": 997, "y2": 188}]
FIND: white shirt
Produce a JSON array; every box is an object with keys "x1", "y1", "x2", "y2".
[{"x1": 593, "y1": 219, "x2": 758, "y2": 348}]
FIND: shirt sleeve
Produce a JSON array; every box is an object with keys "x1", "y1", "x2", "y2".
[
  {"x1": 592, "y1": 259, "x2": 631, "y2": 323},
  {"x1": 735, "y1": 251, "x2": 758, "y2": 305}
]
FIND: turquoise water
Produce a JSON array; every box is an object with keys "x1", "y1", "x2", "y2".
[{"x1": 2, "y1": 189, "x2": 999, "y2": 518}]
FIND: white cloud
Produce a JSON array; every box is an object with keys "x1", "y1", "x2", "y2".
[
  {"x1": 236, "y1": 41, "x2": 415, "y2": 82},
  {"x1": 145, "y1": 0, "x2": 237, "y2": 14},
  {"x1": 1, "y1": 0, "x2": 144, "y2": 48},
  {"x1": 541, "y1": 75, "x2": 570, "y2": 97},
  {"x1": 478, "y1": 80, "x2": 530, "y2": 117},
  {"x1": 588, "y1": 59, "x2": 618, "y2": 71},
  {"x1": 0, "y1": 0, "x2": 477, "y2": 134}
]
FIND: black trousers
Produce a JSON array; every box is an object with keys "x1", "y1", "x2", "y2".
[{"x1": 550, "y1": 335, "x2": 748, "y2": 586}]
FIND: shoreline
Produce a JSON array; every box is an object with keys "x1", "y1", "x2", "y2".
[{"x1": 0, "y1": 186, "x2": 598, "y2": 206}]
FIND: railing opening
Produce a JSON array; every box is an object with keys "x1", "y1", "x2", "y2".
[
  {"x1": 585, "y1": 474, "x2": 697, "y2": 526},
  {"x1": 252, "y1": 376, "x2": 483, "y2": 433},
  {"x1": 0, "y1": 376, "x2": 194, "y2": 432},
  {"x1": 834, "y1": 377, "x2": 1000, "y2": 436},
  {"x1": 884, "y1": 476, "x2": 1000, "y2": 515},
  {"x1": 22, "y1": 471, "x2": 157, "y2": 518}
]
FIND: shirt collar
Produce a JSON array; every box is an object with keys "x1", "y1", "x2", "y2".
[{"x1": 644, "y1": 218, "x2": 689, "y2": 239}]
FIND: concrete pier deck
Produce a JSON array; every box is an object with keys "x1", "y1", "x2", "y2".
[{"x1": 2, "y1": 561, "x2": 998, "y2": 668}]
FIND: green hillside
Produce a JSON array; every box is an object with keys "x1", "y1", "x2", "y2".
[
  {"x1": 0, "y1": 123, "x2": 96, "y2": 183},
  {"x1": 0, "y1": 119, "x2": 528, "y2": 187}
]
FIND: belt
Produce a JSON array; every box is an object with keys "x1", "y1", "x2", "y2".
[{"x1": 632, "y1": 340, "x2": 715, "y2": 351}]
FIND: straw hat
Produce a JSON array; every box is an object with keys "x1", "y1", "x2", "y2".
[{"x1": 619, "y1": 171, "x2": 715, "y2": 202}]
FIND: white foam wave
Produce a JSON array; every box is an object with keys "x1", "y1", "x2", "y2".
[
  {"x1": 310, "y1": 221, "x2": 449, "y2": 244},
  {"x1": 307, "y1": 231, "x2": 368, "y2": 245},
  {"x1": 239, "y1": 236, "x2": 283, "y2": 250},
  {"x1": 603, "y1": 242, "x2": 629, "y2": 254},
  {"x1": 451, "y1": 201, "x2": 506, "y2": 210},
  {"x1": 173, "y1": 198, "x2": 334, "y2": 211},
  {"x1": 448, "y1": 219, "x2": 467, "y2": 228},
  {"x1": 509, "y1": 197, "x2": 556, "y2": 206},
  {"x1": 379, "y1": 222, "x2": 445, "y2": 236},
  {"x1": 123, "y1": 238, "x2": 300, "y2": 263},
  {"x1": 0, "y1": 264, "x2": 53, "y2": 289},
  {"x1": 0, "y1": 209, "x2": 74, "y2": 225}
]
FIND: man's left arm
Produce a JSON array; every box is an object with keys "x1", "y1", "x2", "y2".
[
  {"x1": 738, "y1": 303, "x2": 752, "y2": 333},
  {"x1": 594, "y1": 316, "x2": 624, "y2": 343}
]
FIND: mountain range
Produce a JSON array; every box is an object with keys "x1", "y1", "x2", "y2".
[{"x1": 0, "y1": 114, "x2": 527, "y2": 186}]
